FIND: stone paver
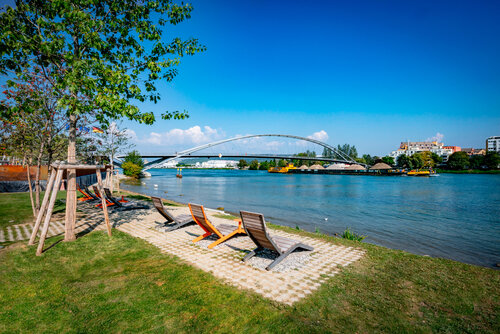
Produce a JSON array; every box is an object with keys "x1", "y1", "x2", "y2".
[
  {"x1": 3, "y1": 200, "x2": 364, "y2": 305},
  {"x1": 107, "y1": 205, "x2": 363, "y2": 305}
]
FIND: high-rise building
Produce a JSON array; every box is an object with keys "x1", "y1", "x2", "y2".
[{"x1": 486, "y1": 136, "x2": 500, "y2": 153}]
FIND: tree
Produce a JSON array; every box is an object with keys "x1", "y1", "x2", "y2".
[
  {"x1": 447, "y1": 151, "x2": 470, "y2": 170},
  {"x1": 419, "y1": 151, "x2": 435, "y2": 168},
  {"x1": 469, "y1": 154, "x2": 485, "y2": 169},
  {"x1": 483, "y1": 152, "x2": 500, "y2": 170},
  {"x1": 430, "y1": 152, "x2": 443, "y2": 166},
  {"x1": 278, "y1": 159, "x2": 288, "y2": 167},
  {"x1": 0, "y1": 1, "x2": 205, "y2": 240},
  {"x1": 362, "y1": 154, "x2": 375, "y2": 166},
  {"x1": 122, "y1": 150, "x2": 144, "y2": 178},
  {"x1": 294, "y1": 150, "x2": 316, "y2": 166},
  {"x1": 259, "y1": 161, "x2": 270, "y2": 170},
  {"x1": 238, "y1": 159, "x2": 248, "y2": 169},
  {"x1": 397, "y1": 154, "x2": 413, "y2": 169},
  {"x1": 76, "y1": 135, "x2": 99, "y2": 164},
  {"x1": 1, "y1": 75, "x2": 66, "y2": 215},
  {"x1": 381, "y1": 156, "x2": 395, "y2": 166},
  {"x1": 96, "y1": 122, "x2": 134, "y2": 190},
  {"x1": 410, "y1": 153, "x2": 424, "y2": 169},
  {"x1": 249, "y1": 160, "x2": 259, "y2": 170},
  {"x1": 337, "y1": 144, "x2": 358, "y2": 159}
]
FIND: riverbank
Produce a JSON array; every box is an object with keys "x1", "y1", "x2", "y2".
[
  {"x1": 436, "y1": 169, "x2": 500, "y2": 174},
  {"x1": 0, "y1": 191, "x2": 499, "y2": 332}
]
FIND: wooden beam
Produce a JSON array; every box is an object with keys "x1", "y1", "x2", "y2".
[
  {"x1": 36, "y1": 168, "x2": 64, "y2": 256},
  {"x1": 96, "y1": 169, "x2": 112, "y2": 237},
  {"x1": 51, "y1": 163, "x2": 106, "y2": 170},
  {"x1": 28, "y1": 169, "x2": 57, "y2": 245}
]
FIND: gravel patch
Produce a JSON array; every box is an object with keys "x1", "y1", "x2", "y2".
[
  {"x1": 194, "y1": 234, "x2": 244, "y2": 250},
  {"x1": 246, "y1": 248, "x2": 313, "y2": 272}
]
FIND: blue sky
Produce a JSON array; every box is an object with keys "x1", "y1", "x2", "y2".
[
  {"x1": 122, "y1": 0, "x2": 500, "y2": 156},
  {"x1": 3, "y1": 0, "x2": 500, "y2": 156}
]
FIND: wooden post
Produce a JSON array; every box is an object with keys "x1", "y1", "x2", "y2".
[
  {"x1": 28, "y1": 168, "x2": 57, "y2": 245},
  {"x1": 36, "y1": 168, "x2": 64, "y2": 256},
  {"x1": 105, "y1": 168, "x2": 111, "y2": 189},
  {"x1": 96, "y1": 169, "x2": 112, "y2": 236},
  {"x1": 109, "y1": 166, "x2": 114, "y2": 192},
  {"x1": 64, "y1": 166, "x2": 77, "y2": 241},
  {"x1": 26, "y1": 163, "x2": 36, "y2": 217}
]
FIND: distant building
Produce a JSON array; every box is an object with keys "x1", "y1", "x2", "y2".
[
  {"x1": 486, "y1": 136, "x2": 500, "y2": 153},
  {"x1": 389, "y1": 141, "x2": 454, "y2": 161},
  {"x1": 443, "y1": 146, "x2": 461, "y2": 153},
  {"x1": 462, "y1": 148, "x2": 486, "y2": 156},
  {"x1": 197, "y1": 160, "x2": 238, "y2": 168}
]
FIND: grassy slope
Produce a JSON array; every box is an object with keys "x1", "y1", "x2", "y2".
[
  {"x1": 0, "y1": 191, "x2": 67, "y2": 228},
  {"x1": 0, "y1": 192, "x2": 499, "y2": 333}
]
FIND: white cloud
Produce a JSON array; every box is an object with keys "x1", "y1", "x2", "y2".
[
  {"x1": 123, "y1": 128, "x2": 137, "y2": 140},
  {"x1": 307, "y1": 130, "x2": 329, "y2": 142},
  {"x1": 294, "y1": 130, "x2": 329, "y2": 148},
  {"x1": 138, "y1": 125, "x2": 224, "y2": 146},
  {"x1": 426, "y1": 132, "x2": 444, "y2": 143}
]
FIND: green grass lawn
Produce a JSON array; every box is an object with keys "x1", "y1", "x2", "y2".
[
  {"x1": 0, "y1": 191, "x2": 67, "y2": 228},
  {"x1": 0, "y1": 192, "x2": 499, "y2": 333}
]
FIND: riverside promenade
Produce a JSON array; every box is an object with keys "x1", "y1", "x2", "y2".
[{"x1": 13, "y1": 197, "x2": 364, "y2": 305}]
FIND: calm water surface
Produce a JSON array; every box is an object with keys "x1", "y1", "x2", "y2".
[{"x1": 121, "y1": 169, "x2": 500, "y2": 268}]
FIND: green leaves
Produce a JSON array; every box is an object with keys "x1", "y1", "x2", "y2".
[{"x1": 0, "y1": 0, "x2": 205, "y2": 128}]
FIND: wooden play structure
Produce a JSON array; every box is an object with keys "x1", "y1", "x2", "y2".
[{"x1": 28, "y1": 161, "x2": 112, "y2": 256}]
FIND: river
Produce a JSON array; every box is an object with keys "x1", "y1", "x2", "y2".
[{"x1": 121, "y1": 169, "x2": 500, "y2": 269}]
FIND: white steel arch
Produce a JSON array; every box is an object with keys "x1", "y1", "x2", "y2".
[{"x1": 142, "y1": 134, "x2": 357, "y2": 170}]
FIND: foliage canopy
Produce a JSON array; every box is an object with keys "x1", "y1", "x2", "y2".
[{"x1": 0, "y1": 0, "x2": 205, "y2": 126}]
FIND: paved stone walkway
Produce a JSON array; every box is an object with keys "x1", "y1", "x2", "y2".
[
  {"x1": 4, "y1": 199, "x2": 364, "y2": 305},
  {"x1": 0, "y1": 219, "x2": 105, "y2": 242}
]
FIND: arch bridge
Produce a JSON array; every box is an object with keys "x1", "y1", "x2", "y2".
[{"x1": 116, "y1": 134, "x2": 360, "y2": 171}]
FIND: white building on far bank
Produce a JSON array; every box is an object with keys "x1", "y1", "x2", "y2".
[
  {"x1": 389, "y1": 141, "x2": 454, "y2": 162},
  {"x1": 196, "y1": 160, "x2": 238, "y2": 168},
  {"x1": 486, "y1": 136, "x2": 500, "y2": 153}
]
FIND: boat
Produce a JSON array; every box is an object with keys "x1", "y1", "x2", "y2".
[
  {"x1": 268, "y1": 163, "x2": 297, "y2": 173},
  {"x1": 407, "y1": 169, "x2": 436, "y2": 176}
]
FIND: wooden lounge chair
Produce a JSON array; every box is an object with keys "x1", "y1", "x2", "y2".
[
  {"x1": 151, "y1": 196, "x2": 195, "y2": 231},
  {"x1": 239, "y1": 210, "x2": 314, "y2": 271},
  {"x1": 77, "y1": 185, "x2": 95, "y2": 202},
  {"x1": 85, "y1": 186, "x2": 100, "y2": 201},
  {"x1": 189, "y1": 203, "x2": 246, "y2": 249},
  {"x1": 103, "y1": 188, "x2": 130, "y2": 206},
  {"x1": 93, "y1": 185, "x2": 114, "y2": 208},
  {"x1": 103, "y1": 188, "x2": 149, "y2": 211}
]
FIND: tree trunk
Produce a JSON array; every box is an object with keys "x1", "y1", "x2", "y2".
[
  {"x1": 35, "y1": 140, "x2": 45, "y2": 215},
  {"x1": 64, "y1": 113, "x2": 77, "y2": 241},
  {"x1": 26, "y1": 162, "x2": 36, "y2": 217}
]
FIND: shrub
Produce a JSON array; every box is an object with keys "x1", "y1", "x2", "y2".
[
  {"x1": 341, "y1": 228, "x2": 366, "y2": 242},
  {"x1": 122, "y1": 161, "x2": 143, "y2": 178},
  {"x1": 123, "y1": 150, "x2": 144, "y2": 167}
]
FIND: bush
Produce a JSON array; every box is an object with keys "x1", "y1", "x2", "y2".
[
  {"x1": 341, "y1": 228, "x2": 366, "y2": 242},
  {"x1": 123, "y1": 150, "x2": 144, "y2": 167},
  {"x1": 122, "y1": 161, "x2": 143, "y2": 178}
]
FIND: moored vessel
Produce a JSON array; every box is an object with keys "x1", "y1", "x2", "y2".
[{"x1": 407, "y1": 169, "x2": 436, "y2": 176}]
